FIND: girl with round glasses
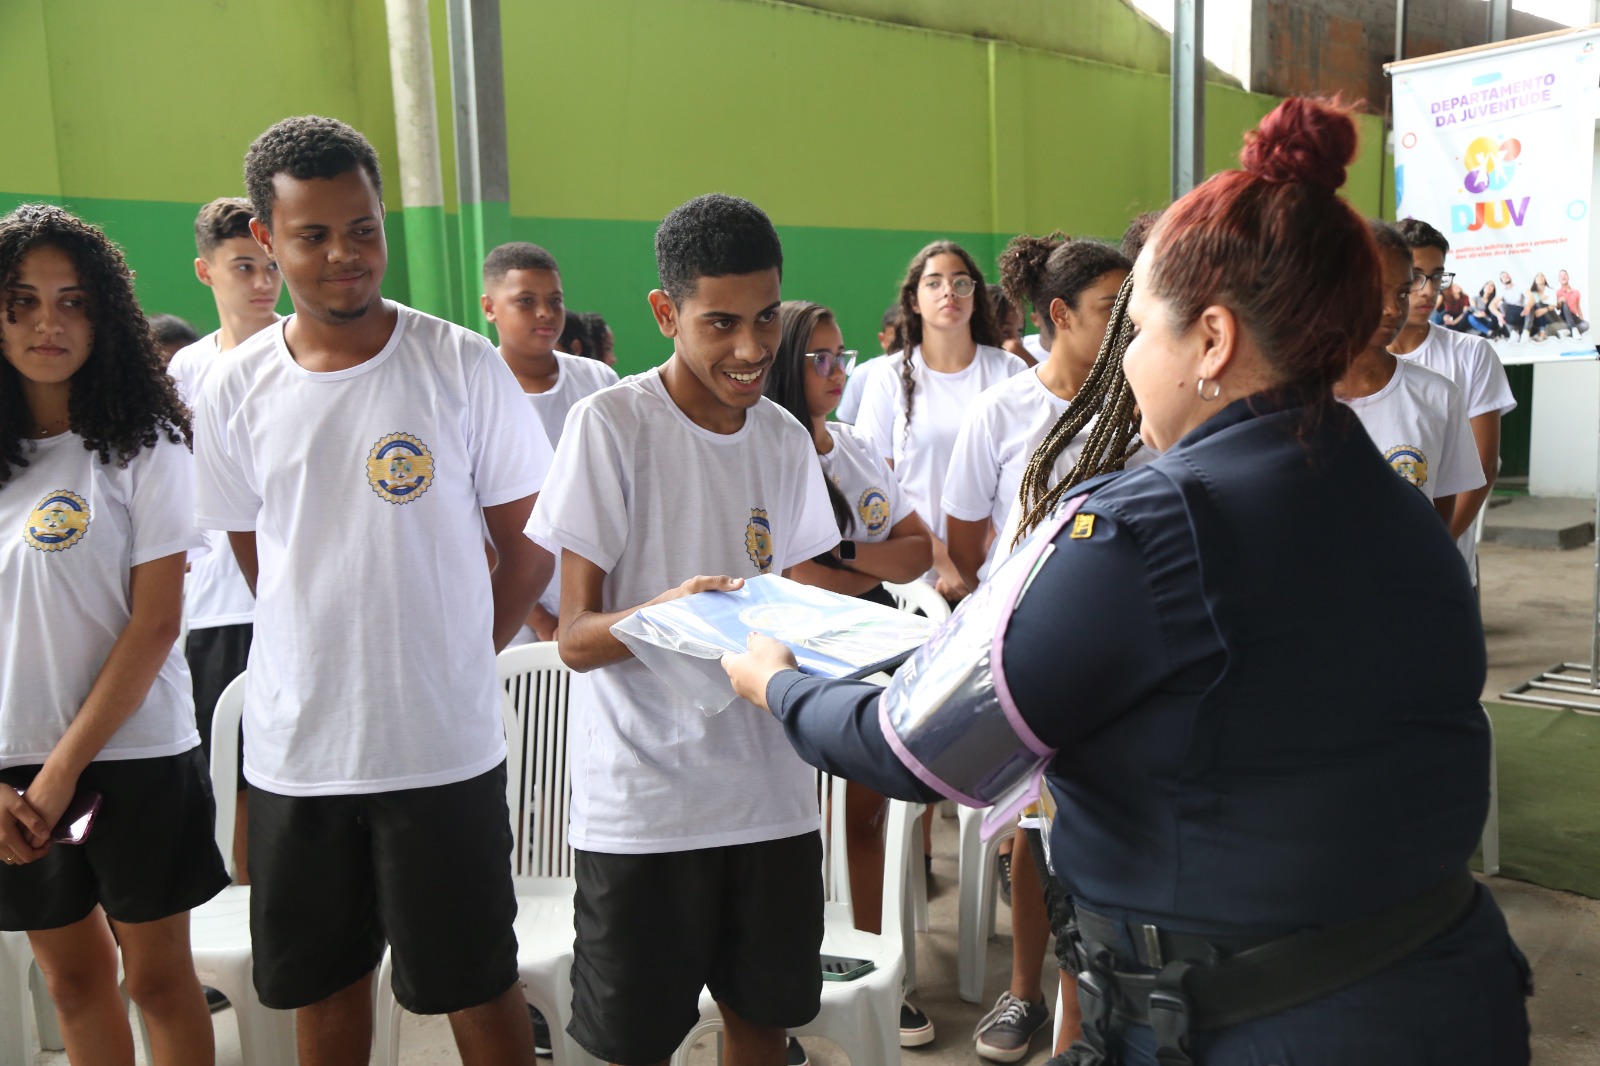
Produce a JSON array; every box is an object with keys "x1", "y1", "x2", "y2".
[
  {"x1": 855, "y1": 242, "x2": 1026, "y2": 601},
  {"x1": 765, "y1": 300, "x2": 933, "y2": 607}
]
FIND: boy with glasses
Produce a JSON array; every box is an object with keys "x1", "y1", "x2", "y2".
[{"x1": 1389, "y1": 218, "x2": 1516, "y2": 583}]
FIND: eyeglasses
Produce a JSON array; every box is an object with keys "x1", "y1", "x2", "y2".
[
  {"x1": 807, "y1": 349, "x2": 859, "y2": 377},
  {"x1": 1411, "y1": 270, "x2": 1456, "y2": 291},
  {"x1": 920, "y1": 275, "x2": 978, "y2": 298}
]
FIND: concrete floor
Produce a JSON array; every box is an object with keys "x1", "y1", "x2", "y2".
[{"x1": 39, "y1": 536, "x2": 1600, "y2": 1065}]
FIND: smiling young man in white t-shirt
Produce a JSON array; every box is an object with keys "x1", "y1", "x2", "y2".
[
  {"x1": 1391, "y1": 218, "x2": 1515, "y2": 578},
  {"x1": 192, "y1": 116, "x2": 551, "y2": 1064},
  {"x1": 528, "y1": 194, "x2": 837, "y2": 1066}
]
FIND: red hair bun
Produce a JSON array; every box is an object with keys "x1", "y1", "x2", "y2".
[{"x1": 1240, "y1": 96, "x2": 1359, "y2": 194}]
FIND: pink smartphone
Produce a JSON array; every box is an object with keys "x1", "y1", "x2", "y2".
[{"x1": 13, "y1": 789, "x2": 102, "y2": 845}]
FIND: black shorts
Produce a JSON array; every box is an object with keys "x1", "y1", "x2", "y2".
[
  {"x1": 184, "y1": 622, "x2": 251, "y2": 792},
  {"x1": 247, "y1": 762, "x2": 520, "y2": 1015},
  {"x1": 569, "y1": 832, "x2": 824, "y2": 1065},
  {"x1": 0, "y1": 748, "x2": 229, "y2": 931}
]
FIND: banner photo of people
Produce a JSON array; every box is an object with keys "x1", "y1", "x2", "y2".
[{"x1": 1392, "y1": 30, "x2": 1599, "y2": 365}]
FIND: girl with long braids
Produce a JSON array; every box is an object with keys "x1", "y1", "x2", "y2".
[
  {"x1": 1006, "y1": 218, "x2": 1159, "y2": 550},
  {"x1": 855, "y1": 241, "x2": 1025, "y2": 600},
  {"x1": 944, "y1": 235, "x2": 1135, "y2": 593},
  {"x1": 0, "y1": 205, "x2": 228, "y2": 1064},
  {"x1": 764, "y1": 299, "x2": 937, "y2": 1049}
]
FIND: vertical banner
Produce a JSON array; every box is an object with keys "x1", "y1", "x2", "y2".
[{"x1": 1393, "y1": 31, "x2": 1600, "y2": 364}]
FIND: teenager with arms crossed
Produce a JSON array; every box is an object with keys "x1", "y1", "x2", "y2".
[
  {"x1": 1342, "y1": 222, "x2": 1484, "y2": 522},
  {"x1": 855, "y1": 241, "x2": 1026, "y2": 600},
  {"x1": 1390, "y1": 219, "x2": 1515, "y2": 579},
  {"x1": 0, "y1": 204, "x2": 228, "y2": 1066},
  {"x1": 766, "y1": 298, "x2": 935, "y2": 1051},
  {"x1": 482, "y1": 241, "x2": 617, "y2": 645},
  {"x1": 167, "y1": 197, "x2": 282, "y2": 888},
  {"x1": 193, "y1": 117, "x2": 552, "y2": 1066},
  {"x1": 528, "y1": 195, "x2": 838, "y2": 1066}
]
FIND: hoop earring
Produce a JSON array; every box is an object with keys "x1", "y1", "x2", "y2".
[{"x1": 1196, "y1": 377, "x2": 1222, "y2": 401}]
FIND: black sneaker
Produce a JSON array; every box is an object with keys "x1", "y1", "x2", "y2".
[
  {"x1": 528, "y1": 1003, "x2": 552, "y2": 1058},
  {"x1": 900, "y1": 998, "x2": 935, "y2": 1047},
  {"x1": 997, "y1": 850, "x2": 1013, "y2": 907},
  {"x1": 203, "y1": 986, "x2": 230, "y2": 1013},
  {"x1": 787, "y1": 1037, "x2": 810, "y2": 1066},
  {"x1": 974, "y1": 991, "x2": 1049, "y2": 1063}
]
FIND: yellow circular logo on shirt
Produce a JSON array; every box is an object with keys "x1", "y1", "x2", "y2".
[
  {"x1": 745, "y1": 508, "x2": 773, "y2": 573},
  {"x1": 23, "y1": 490, "x2": 91, "y2": 552},
  {"x1": 366, "y1": 433, "x2": 435, "y2": 505},
  {"x1": 1384, "y1": 444, "x2": 1429, "y2": 490},
  {"x1": 857, "y1": 487, "x2": 891, "y2": 537}
]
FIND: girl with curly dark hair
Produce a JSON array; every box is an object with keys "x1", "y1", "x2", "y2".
[
  {"x1": 0, "y1": 204, "x2": 226, "y2": 1065},
  {"x1": 854, "y1": 241, "x2": 1025, "y2": 601}
]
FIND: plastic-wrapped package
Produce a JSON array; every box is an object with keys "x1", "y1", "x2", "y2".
[
  {"x1": 877, "y1": 496, "x2": 1086, "y2": 839},
  {"x1": 611, "y1": 574, "x2": 933, "y2": 714}
]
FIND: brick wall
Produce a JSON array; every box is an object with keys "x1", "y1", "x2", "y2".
[{"x1": 1250, "y1": 0, "x2": 1566, "y2": 109}]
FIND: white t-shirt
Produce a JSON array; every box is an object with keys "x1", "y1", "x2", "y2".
[
  {"x1": 1394, "y1": 323, "x2": 1515, "y2": 567},
  {"x1": 0, "y1": 433, "x2": 203, "y2": 768},
  {"x1": 193, "y1": 305, "x2": 552, "y2": 796},
  {"x1": 854, "y1": 344, "x2": 1027, "y2": 545},
  {"x1": 1340, "y1": 358, "x2": 1485, "y2": 504},
  {"x1": 520, "y1": 351, "x2": 620, "y2": 620},
  {"x1": 945, "y1": 369, "x2": 1154, "y2": 582},
  {"x1": 819, "y1": 422, "x2": 908, "y2": 543},
  {"x1": 169, "y1": 332, "x2": 257, "y2": 629},
  {"x1": 835, "y1": 356, "x2": 888, "y2": 425},
  {"x1": 1022, "y1": 334, "x2": 1048, "y2": 363},
  {"x1": 526, "y1": 367, "x2": 839, "y2": 854}
]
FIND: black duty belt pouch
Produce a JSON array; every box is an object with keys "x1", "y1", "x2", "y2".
[{"x1": 1075, "y1": 869, "x2": 1476, "y2": 1044}]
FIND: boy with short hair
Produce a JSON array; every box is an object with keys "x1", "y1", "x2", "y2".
[
  {"x1": 483, "y1": 241, "x2": 618, "y2": 643},
  {"x1": 528, "y1": 193, "x2": 838, "y2": 1066},
  {"x1": 166, "y1": 195, "x2": 284, "y2": 884},
  {"x1": 192, "y1": 116, "x2": 551, "y2": 1064},
  {"x1": 1390, "y1": 218, "x2": 1516, "y2": 579}
]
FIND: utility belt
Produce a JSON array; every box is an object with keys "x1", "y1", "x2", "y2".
[{"x1": 1064, "y1": 869, "x2": 1478, "y2": 1066}]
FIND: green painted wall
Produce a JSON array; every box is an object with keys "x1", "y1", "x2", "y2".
[{"x1": 0, "y1": 0, "x2": 1386, "y2": 377}]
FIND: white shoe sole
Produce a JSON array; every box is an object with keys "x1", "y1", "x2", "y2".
[
  {"x1": 900, "y1": 1022, "x2": 936, "y2": 1048},
  {"x1": 974, "y1": 1026, "x2": 1045, "y2": 1064}
]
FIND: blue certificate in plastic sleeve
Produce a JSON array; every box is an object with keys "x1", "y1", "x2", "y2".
[{"x1": 611, "y1": 574, "x2": 935, "y2": 714}]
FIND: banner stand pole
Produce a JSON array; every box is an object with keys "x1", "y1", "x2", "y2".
[{"x1": 1502, "y1": 342, "x2": 1600, "y2": 711}]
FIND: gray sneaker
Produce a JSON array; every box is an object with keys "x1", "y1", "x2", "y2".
[{"x1": 973, "y1": 991, "x2": 1049, "y2": 1063}]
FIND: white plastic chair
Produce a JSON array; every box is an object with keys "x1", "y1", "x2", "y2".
[
  {"x1": 374, "y1": 641, "x2": 596, "y2": 1066},
  {"x1": 883, "y1": 579, "x2": 953, "y2": 624},
  {"x1": 0, "y1": 929, "x2": 37, "y2": 1066},
  {"x1": 188, "y1": 672, "x2": 297, "y2": 1065},
  {"x1": 670, "y1": 775, "x2": 918, "y2": 1066},
  {"x1": 957, "y1": 802, "x2": 1010, "y2": 1003}
]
